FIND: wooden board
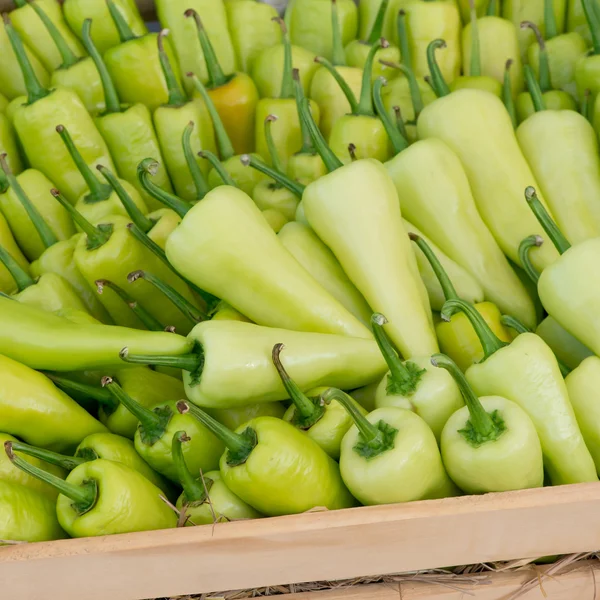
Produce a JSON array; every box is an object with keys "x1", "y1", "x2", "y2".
[{"x1": 1, "y1": 483, "x2": 600, "y2": 600}]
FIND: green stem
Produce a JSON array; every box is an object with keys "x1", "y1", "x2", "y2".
[
  {"x1": 524, "y1": 65, "x2": 546, "y2": 112},
  {"x1": 582, "y1": 89, "x2": 593, "y2": 122},
  {"x1": 177, "y1": 401, "x2": 256, "y2": 466},
  {"x1": 380, "y1": 60, "x2": 423, "y2": 120},
  {"x1": 0, "y1": 154, "x2": 58, "y2": 249},
  {"x1": 409, "y1": 232, "x2": 459, "y2": 301},
  {"x1": 518, "y1": 235, "x2": 543, "y2": 285},
  {"x1": 264, "y1": 115, "x2": 284, "y2": 173},
  {"x1": 314, "y1": 56, "x2": 359, "y2": 113},
  {"x1": 331, "y1": 0, "x2": 346, "y2": 66},
  {"x1": 240, "y1": 154, "x2": 304, "y2": 196},
  {"x1": 275, "y1": 17, "x2": 294, "y2": 99},
  {"x1": 44, "y1": 372, "x2": 118, "y2": 410},
  {"x1": 486, "y1": 0, "x2": 497, "y2": 16},
  {"x1": 105, "y1": 0, "x2": 137, "y2": 43},
  {"x1": 56, "y1": 125, "x2": 112, "y2": 203},
  {"x1": 374, "y1": 78, "x2": 409, "y2": 154},
  {"x1": 2, "y1": 14, "x2": 50, "y2": 103},
  {"x1": 29, "y1": 1, "x2": 79, "y2": 69},
  {"x1": 294, "y1": 70, "x2": 342, "y2": 172},
  {"x1": 188, "y1": 73, "x2": 234, "y2": 160},
  {"x1": 97, "y1": 165, "x2": 153, "y2": 232},
  {"x1": 10, "y1": 440, "x2": 85, "y2": 471},
  {"x1": 128, "y1": 270, "x2": 206, "y2": 323},
  {"x1": 185, "y1": 9, "x2": 227, "y2": 88},
  {"x1": 426, "y1": 39, "x2": 450, "y2": 98},
  {"x1": 198, "y1": 151, "x2": 237, "y2": 187},
  {"x1": 272, "y1": 343, "x2": 321, "y2": 423},
  {"x1": 524, "y1": 186, "x2": 570, "y2": 254},
  {"x1": 0, "y1": 244, "x2": 34, "y2": 291},
  {"x1": 4, "y1": 441, "x2": 96, "y2": 513},
  {"x1": 294, "y1": 65, "x2": 317, "y2": 155},
  {"x1": 81, "y1": 19, "x2": 121, "y2": 114},
  {"x1": 182, "y1": 122, "x2": 210, "y2": 201},
  {"x1": 500, "y1": 314, "x2": 531, "y2": 335},
  {"x1": 468, "y1": 0, "x2": 482, "y2": 77},
  {"x1": 396, "y1": 10, "x2": 412, "y2": 71},
  {"x1": 367, "y1": 0, "x2": 390, "y2": 45},
  {"x1": 544, "y1": 0, "x2": 558, "y2": 40},
  {"x1": 12, "y1": 0, "x2": 26, "y2": 6},
  {"x1": 95, "y1": 279, "x2": 164, "y2": 331},
  {"x1": 119, "y1": 346, "x2": 203, "y2": 374},
  {"x1": 137, "y1": 159, "x2": 191, "y2": 218},
  {"x1": 157, "y1": 30, "x2": 187, "y2": 107},
  {"x1": 503, "y1": 59, "x2": 517, "y2": 129},
  {"x1": 347, "y1": 143, "x2": 357, "y2": 161},
  {"x1": 392, "y1": 105, "x2": 409, "y2": 142},
  {"x1": 431, "y1": 354, "x2": 502, "y2": 445},
  {"x1": 356, "y1": 40, "x2": 385, "y2": 116},
  {"x1": 522, "y1": 22, "x2": 550, "y2": 93},
  {"x1": 172, "y1": 431, "x2": 207, "y2": 502},
  {"x1": 441, "y1": 298, "x2": 507, "y2": 360},
  {"x1": 50, "y1": 189, "x2": 112, "y2": 251},
  {"x1": 582, "y1": 0, "x2": 600, "y2": 55}
]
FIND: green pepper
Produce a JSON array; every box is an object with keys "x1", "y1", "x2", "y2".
[
  {"x1": 278, "y1": 222, "x2": 372, "y2": 325},
  {"x1": 207, "y1": 402, "x2": 286, "y2": 432},
  {"x1": 121, "y1": 319, "x2": 386, "y2": 409},
  {"x1": 567, "y1": 0, "x2": 600, "y2": 44},
  {"x1": 324, "y1": 388, "x2": 457, "y2": 505},
  {"x1": 174, "y1": 433, "x2": 261, "y2": 525},
  {"x1": 10, "y1": 0, "x2": 84, "y2": 73},
  {"x1": 432, "y1": 353, "x2": 544, "y2": 493},
  {"x1": 178, "y1": 400, "x2": 355, "y2": 515},
  {"x1": 6, "y1": 443, "x2": 177, "y2": 538},
  {"x1": 226, "y1": 0, "x2": 281, "y2": 74},
  {"x1": 63, "y1": 0, "x2": 147, "y2": 55},
  {"x1": 0, "y1": 156, "x2": 75, "y2": 262},
  {"x1": 156, "y1": 0, "x2": 236, "y2": 95},
  {"x1": 102, "y1": 376, "x2": 223, "y2": 482},
  {"x1": 575, "y1": 0, "x2": 600, "y2": 105},
  {"x1": 0, "y1": 110, "x2": 22, "y2": 181},
  {"x1": 0, "y1": 93, "x2": 8, "y2": 112},
  {"x1": 0, "y1": 210, "x2": 29, "y2": 295},
  {"x1": 285, "y1": 0, "x2": 357, "y2": 61},
  {"x1": 349, "y1": 381, "x2": 379, "y2": 412},
  {"x1": 103, "y1": 1, "x2": 182, "y2": 113},
  {"x1": 417, "y1": 89, "x2": 559, "y2": 274},
  {"x1": 536, "y1": 316, "x2": 593, "y2": 370},
  {"x1": 457, "y1": 0, "x2": 492, "y2": 21},
  {"x1": 443, "y1": 297, "x2": 597, "y2": 485},
  {"x1": 4, "y1": 18, "x2": 115, "y2": 205}
]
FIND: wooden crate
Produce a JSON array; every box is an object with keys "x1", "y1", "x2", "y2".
[{"x1": 2, "y1": 482, "x2": 600, "y2": 600}]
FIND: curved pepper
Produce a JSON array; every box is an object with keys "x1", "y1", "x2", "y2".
[
  {"x1": 536, "y1": 316, "x2": 593, "y2": 371},
  {"x1": 0, "y1": 210, "x2": 29, "y2": 295},
  {"x1": 207, "y1": 402, "x2": 286, "y2": 432},
  {"x1": 433, "y1": 353, "x2": 543, "y2": 493}
]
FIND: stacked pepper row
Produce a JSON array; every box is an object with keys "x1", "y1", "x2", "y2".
[{"x1": 1, "y1": 0, "x2": 600, "y2": 544}]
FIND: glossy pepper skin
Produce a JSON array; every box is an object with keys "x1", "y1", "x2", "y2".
[
  {"x1": 121, "y1": 320, "x2": 386, "y2": 410},
  {"x1": 326, "y1": 389, "x2": 457, "y2": 506},
  {"x1": 433, "y1": 354, "x2": 544, "y2": 494},
  {"x1": 63, "y1": 0, "x2": 147, "y2": 54},
  {"x1": 180, "y1": 402, "x2": 355, "y2": 516},
  {"x1": 417, "y1": 89, "x2": 559, "y2": 274},
  {"x1": 445, "y1": 298, "x2": 597, "y2": 486}
]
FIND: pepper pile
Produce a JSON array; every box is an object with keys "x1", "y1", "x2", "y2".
[{"x1": 1, "y1": 0, "x2": 600, "y2": 543}]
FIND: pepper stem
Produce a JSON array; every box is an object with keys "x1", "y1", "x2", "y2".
[
  {"x1": 294, "y1": 66, "x2": 317, "y2": 154},
  {"x1": 521, "y1": 22, "x2": 550, "y2": 93},
  {"x1": 431, "y1": 354, "x2": 505, "y2": 446},
  {"x1": 29, "y1": 1, "x2": 80, "y2": 69},
  {"x1": 503, "y1": 59, "x2": 517, "y2": 129},
  {"x1": 128, "y1": 269, "x2": 206, "y2": 323},
  {"x1": 356, "y1": 39, "x2": 386, "y2": 116},
  {"x1": 487, "y1": 0, "x2": 497, "y2": 15},
  {"x1": 393, "y1": 105, "x2": 409, "y2": 141},
  {"x1": 182, "y1": 122, "x2": 210, "y2": 201},
  {"x1": 500, "y1": 314, "x2": 531, "y2": 335},
  {"x1": 313, "y1": 56, "x2": 359, "y2": 113},
  {"x1": 524, "y1": 186, "x2": 570, "y2": 254},
  {"x1": 137, "y1": 159, "x2": 191, "y2": 218},
  {"x1": 44, "y1": 372, "x2": 118, "y2": 411},
  {"x1": 56, "y1": 125, "x2": 112, "y2": 203},
  {"x1": 331, "y1": 0, "x2": 346, "y2": 66},
  {"x1": 50, "y1": 189, "x2": 113, "y2": 251},
  {"x1": 198, "y1": 151, "x2": 237, "y2": 187},
  {"x1": 373, "y1": 78, "x2": 408, "y2": 153},
  {"x1": 97, "y1": 165, "x2": 154, "y2": 232},
  {"x1": 240, "y1": 154, "x2": 304, "y2": 196},
  {"x1": 177, "y1": 401, "x2": 256, "y2": 466},
  {"x1": 9, "y1": 440, "x2": 85, "y2": 471},
  {"x1": 523, "y1": 65, "x2": 546, "y2": 112},
  {"x1": 171, "y1": 431, "x2": 207, "y2": 502},
  {"x1": 188, "y1": 73, "x2": 234, "y2": 160},
  {"x1": 105, "y1": 0, "x2": 137, "y2": 42},
  {"x1": 157, "y1": 30, "x2": 187, "y2": 107},
  {"x1": 95, "y1": 279, "x2": 164, "y2": 331},
  {"x1": 294, "y1": 70, "x2": 342, "y2": 172},
  {"x1": 582, "y1": 89, "x2": 593, "y2": 122},
  {"x1": 0, "y1": 154, "x2": 58, "y2": 249},
  {"x1": 275, "y1": 18, "x2": 294, "y2": 99},
  {"x1": 468, "y1": 0, "x2": 482, "y2": 77},
  {"x1": 264, "y1": 115, "x2": 284, "y2": 173},
  {"x1": 380, "y1": 60, "x2": 423, "y2": 121},
  {"x1": 371, "y1": 313, "x2": 425, "y2": 396},
  {"x1": 0, "y1": 244, "x2": 34, "y2": 291},
  {"x1": 119, "y1": 346, "x2": 203, "y2": 376},
  {"x1": 272, "y1": 344, "x2": 323, "y2": 426},
  {"x1": 518, "y1": 235, "x2": 543, "y2": 285},
  {"x1": 4, "y1": 441, "x2": 96, "y2": 514},
  {"x1": 396, "y1": 10, "x2": 412, "y2": 71},
  {"x1": 2, "y1": 14, "x2": 50, "y2": 103},
  {"x1": 582, "y1": 0, "x2": 600, "y2": 55},
  {"x1": 426, "y1": 39, "x2": 450, "y2": 98},
  {"x1": 544, "y1": 0, "x2": 558, "y2": 39},
  {"x1": 367, "y1": 0, "x2": 390, "y2": 44},
  {"x1": 441, "y1": 298, "x2": 507, "y2": 360}
]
